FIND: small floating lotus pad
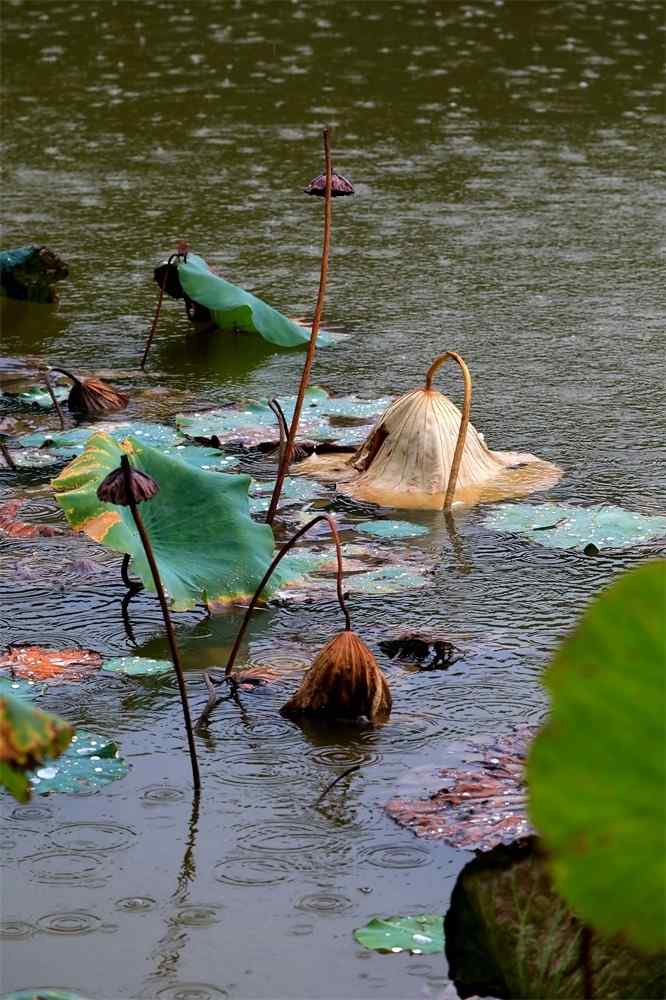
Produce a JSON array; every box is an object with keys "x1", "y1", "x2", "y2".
[
  {"x1": 0, "y1": 691, "x2": 74, "y2": 802},
  {"x1": 2, "y1": 992, "x2": 91, "y2": 1000},
  {"x1": 10, "y1": 384, "x2": 69, "y2": 409},
  {"x1": 484, "y1": 503, "x2": 666, "y2": 550},
  {"x1": 18, "y1": 421, "x2": 183, "y2": 461},
  {"x1": 0, "y1": 646, "x2": 102, "y2": 682},
  {"x1": 0, "y1": 676, "x2": 43, "y2": 700},
  {"x1": 348, "y1": 565, "x2": 429, "y2": 594},
  {"x1": 30, "y1": 730, "x2": 128, "y2": 795},
  {"x1": 354, "y1": 914, "x2": 444, "y2": 954},
  {"x1": 101, "y1": 656, "x2": 172, "y2": 677},
  {"x1": 355, "y1": 520, "x2": 430, "y2": 539},
  {"x1": 178, "y1": 253, "x2": 331, "y2": 348},
  {"x1": 52, "y1": 432, "x2": 291, "y2": 610}
]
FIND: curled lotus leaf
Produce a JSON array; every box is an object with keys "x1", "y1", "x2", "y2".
[
  {"x1": 386, "y1": 731, "x2": 534, "y2": 851},
  {"x1": 177, "y1": 253, "x2": 332, "y2": 348},
  {"x1": 485, "y1": 502, "x2": 666, "y2": 550},
  {"x1": 354, "y1": 914, "x2": 444, "y2": 955},
  {"x1": 52, "y1": 432, "x2": 291, "y2": 610},
  {"x1": 0, "y1": 691, "x2": 74, "y2": 803}
]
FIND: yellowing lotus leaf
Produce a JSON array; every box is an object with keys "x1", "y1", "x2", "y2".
[{"x1": 294, "y1": 352, "x2": 561, "y2": 509}]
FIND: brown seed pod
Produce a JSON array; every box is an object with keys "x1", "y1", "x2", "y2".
[
  {"x1": 96, "y1": 465, "x2": 159, "y2": 506},
  {"x1": 67, "y1": 376, "x2": 129, "y2": 415},
  {"x1": 280, "y1": 630, "x2": 391, "y2": 723},
  {"x1": 304, "y1": 171, "x2": 354, "y2": 197}
]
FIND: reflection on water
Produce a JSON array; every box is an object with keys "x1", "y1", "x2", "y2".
[{"x1": 1, "y1": 0, "x2": 664, "y2": 996}]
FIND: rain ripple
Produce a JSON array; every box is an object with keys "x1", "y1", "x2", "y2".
[
  {"x1": 19, "y1": 850, "x2": 109, "y2": 888},
  {"x1": 49, "y1": 820, "x2": 136, "y2": 852},
  {"x1": 0, "y1": 918, "x2": 35, "y2": 940},
  {"x1": 36, "y1": 910, "x2": 102, "y2": 935}
]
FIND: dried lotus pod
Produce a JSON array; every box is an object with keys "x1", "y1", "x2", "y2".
[
  {"x1": 304, "y1": 171, "x2": 354, "y2": 197},
  {"x1": 97, "y1": 464, "x2": 159, "y2": 506},
  {"x1": 280, "y1": 629, "x2": 391, "y2": 723}
]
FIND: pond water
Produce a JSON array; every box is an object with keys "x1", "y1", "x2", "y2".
[{"x1": 1, "y1": 1, "x2": 664, "y2": 997}]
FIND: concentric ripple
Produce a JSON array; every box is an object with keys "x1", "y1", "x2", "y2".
[
  {"x1": 214, "y1": 856, "x2": 293, "y2": 887},
  {"x1": 172, "y1": 905, "x2": 222, "y2": 928},
  {"x1": 295, "y1": 892, "x2": 354, "y2": 915},
  {"x1": 155, "y1": 983, "x2": 228, "y2": 999},
  {"x1": 363, "y1": 844, "x2": 432, "y2": 869},
  {"x1": 115, "y1": 896, "x2": 157, "y2": 913},
  {"x1": 0, "y1": 919, "x2": 35, "y2": 940},
  {"x1": 49, "y1": 821, "x2": 136, "y2": 852},
  {"x1": 140, "y1": 785, "x2": 187, "y2": 805},
  {"x1": 19, "y1": 850, "x2": 108, "y2": 887},
  {"x1": 36, "y1": 910, "x2": 101, "y2": 935}
]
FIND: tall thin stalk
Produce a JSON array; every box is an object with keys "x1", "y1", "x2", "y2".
[
  {"x1": 140, "y1": 251, "x2": 179, "y2": 370},
  {"x1": 120, "y1": 456, "x2": 201, "y2": 791},
  {"x1": 265, "y1": 128, "x2": 333, "y2": 524},
  {"x1": 44, "y1": 370, "x2": 66, "y2": 430},
  {"x1": 424, "y1": 351, "x2": 472, "y2": 509}
]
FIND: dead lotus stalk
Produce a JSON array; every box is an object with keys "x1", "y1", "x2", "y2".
[
  {"x1": 266, "y1": 126, "x2": 344, "y2": 524},
  {"x1": 96, "y1": 455, "x2": 201, "y2": 792},
  {"x1": 198, "y1": 513, "x2": 390, "y2": 728}
]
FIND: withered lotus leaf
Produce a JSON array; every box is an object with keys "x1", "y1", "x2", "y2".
[
  {"x1": 68, "y1": 376, "x2": 129, "y2": 415},
  {"x1": 0, "y1": 499, "x2": 65, "y2": 538},
  {"x1": 281, "y1": 630, "x2": 391, "y2": 723},
  {"x1": 0, "y1": 645, "x2": 102, "y2": 682}
]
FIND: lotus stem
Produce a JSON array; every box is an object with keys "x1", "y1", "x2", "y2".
[
  {"x1": 424, "y1": 351, "x2": 472, "y2": 509},
  {"x1": 225, "y1": 512, "x2": 349, "y2": 682},
  {"x1": 120, "y1": 552, "x2": 143, "y2": 592},
  {"x1": 141, "y1": 252, "x2": 178, "y2": 370},
  {"x1": 44, "y1": 371, "x2": 66, "y2": 430},
  {"x1": 48, "y1": 366, "x2": 80, "y2": 385},
  {"x1": 120, "y1": 455, "x2": 201, "y2": 791},
  {"x1": 267, "y1": 398, "x2": 288, "y2": 466},
  {"x1": 266, "y1": 127, "x2": 333, "y2": 524},
  {"x1": 315, "y1": 764, "x2": 360, "y2": 806},
  {"x1": 0, "y1": 441, "x2": 17, "y2": 470}
]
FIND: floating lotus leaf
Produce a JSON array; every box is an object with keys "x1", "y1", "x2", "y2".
[
  {"x1": 0, "y1": 676, "x2": 44, "y2": 700},
  {"x1": 175, "y1": 387, "x2": 385, "y2": 449},
  {"x1": 159, "y1": 445, "x2": 237, "y2": 471},
  {"x1": 348, "y1": 565, "x2": 430, "y2": 594},
  {"x1": 528, "y1": 561, "x2": 666, "y2": 953},
  {"x1": 0, "y1": 499, "x2": 65, "y2": 538},
  {"x1": 9, "y1": 383, "x2": 69, "y2": 409},
  {"x1": 445, "y1": 839, "x2": 666, "y2": 999},
  {"x1": 2, "y1": 992, "x2": 91, "y2": 1000},
  {"x1": 354, "y1": 914, "x2": 444, "y2": 955},
  {"x1": 101, "y1": 656, "x2": 172, "y2": 677},
  {"x1": 29, "y1": 729, "x2": 128, "y2": 795},
  {"x1": 485, "y1": 502, "x2": 666, "y2": 550},
  {"x1": 0, "y1": 691, "x2": 74, "y2": 802},
  {"x1": 0, "y1": 646, "x2": 102, "y2": 682},
  {"x1": 386, "y1": 732, "x2": 534, "y2": 851},
  {"x1": 355, "y1": 520, "x2": 430, "y2": 539},
  {"x1": 52, "y1": 432, "x2": 289, "y2": 610},
  {"x1": 295, "y1": 353, "x2": 561, "y2": 509},
  {"x1": 177, "y1": 253, "x2": 332, "y2": 347},
  {"x1": 4, "y1": 448, "x2": 63, "y2": 469}
]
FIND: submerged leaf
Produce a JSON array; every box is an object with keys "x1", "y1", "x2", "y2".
[
  {"x1": 354, "y1": 914, "x2": 444, "y2": 955},
  {"x1": 52, "y1": 432, "x2": 289, "y2": 610},
  {"x1": 528, "y1": 561, "x2": 666, "y2": 952},
  {"x1": 0, "y1": 646, "x2": 102, "y2": 682},
  {"x1": 445, "y1": 839, "x2": 666, "y2": 999},
  {"x1": 485, "y1": 502, "x2": 666, "y2": 550},
  {"x1": 177, "y1": 253, "x2": 332, "y2": 348},
  {"x1": 386, "y1": 732, "x2": 534, "y2": 851}
]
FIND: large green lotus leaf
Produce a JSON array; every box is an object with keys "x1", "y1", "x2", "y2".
[
  {"x1": 178, "y1": 253, "x2": 332, "y2": 348},
  {"x1": 52, "y1": 432, "x2": 281, "y2": 610},
  {"x1": 528, "y1": 561, "x2": 666, "y2": 952},
  {"x1": 0, "y1": 691, "x2": 74, "y2": 803},
  {"x1": 19, "y1": 420, "x2": 181, "y2": 458},
  {"x1": 30, "y1": 730, "x2": 128, "y2": 795},
  {"x1": 484, "y1": 502, "x2": 666, "y2": 550},
  {"x1": 354, "y1": 914, "x2": 444, "y2": 955},
  {"x1": 445, "y1": 839, "x2": 665, "y2": 999}
]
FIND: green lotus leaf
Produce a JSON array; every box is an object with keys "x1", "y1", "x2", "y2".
[
  {"x1": 355, "y1": 520, "x2": 430, "y2": 539},
  {"x1": 528, "y1": 561, "x2": 666, "y2": 952},
  {"x1": 10, "y1": 383, "x2": 69, "y2": 409},
  {"x1": 101, "y1": 656, "x2": 173, "y2": 677},
  {"x1": 52, "y1": 432, "x2": 285, "y2": 610},
  {"x1": 0, "y1": 676, "x2": 44, "y2": 700},
  {"x1": 20, "y1": 420, "x2": 181, "y2": 459},
  {"x1": 30, "y1": 729, "x2": 128, "y2": 795},
  {"x1": 484, "y1": 502, "x2": 666, "y2": 550},
  {"x1": 0, "y1": 691, "x2": 74, "y2": 803},
  {"x1": 2, "y1": 992, "x2": 91, "y2": 1000},
  {"x1": 445, "y1": 839, "x2": 665, "y2": 999},
  {"x1": 354, "y1": 914, "x2": 444, "y2": 954},
  {"x1": 178, "y1": 253, "x2": 332, "y2": 348},
  {"x1": 348, "y1": 565, "x2": 430, "y2": 594}
]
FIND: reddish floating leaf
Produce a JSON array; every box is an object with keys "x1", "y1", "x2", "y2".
[
  {"x1": 0, "y1": 646, "x2": 102, "y2": 682},
  {"x1": 386, "y1": 732, "x2": 535, "y2": 851},
  {"x1": 0, "y1": 499, "x2": 65, "y2": 538}
]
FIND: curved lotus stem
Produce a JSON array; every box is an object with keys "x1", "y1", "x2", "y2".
[
  {"x1": 225, "y1": 513, "x2": 350, "y2": 680},
  {"x1": 268, "y1": 398, "x2": 288, "y2": 466},
  {"x1": 43, "y1": 370, "x2": 66, "y2": 430},
  {"x1": 424, "y1": 351, "x2": 472, "y2": 509},
  {"x1": 266, "y1": 127, "x2": 333, "y2": 524},
  {"x1": 140, "y1": 251, "x2": 180, "y2": 370}
]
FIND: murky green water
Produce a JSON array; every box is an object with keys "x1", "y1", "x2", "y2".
[{"x1": 1, "y1": 1, "x2": 664, "y2": 997}]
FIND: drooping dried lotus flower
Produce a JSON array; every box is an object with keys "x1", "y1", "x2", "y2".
[
  {"x1": 49, "y1": 367, "x2": 129, "y2": 415},
  {"x1": 281, "y1": 629, "x2": 391, "y2": 723},
  {"x1": 293, "y1": 351, "x2": 561, "y2": 509},
  {"x1": 97, "y1": 464, "x2": 159, "y2": 506},
  {"x1": 304, "y1": 171, "x2": 355, "y2": 197}
]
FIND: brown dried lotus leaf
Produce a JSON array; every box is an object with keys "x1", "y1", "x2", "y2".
[
  {"x1": 0, "y1": 499, "x2": 65, "y2": 538},
  {"x1": 0, "y1": 645, "x2": 102, "y2": 682},
  {"x1": 68, "y1": 377, "x2": 129, "y2": 414},
  {"x1": 281, "y1": 630, "x2": 391, "y2": 723}
]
